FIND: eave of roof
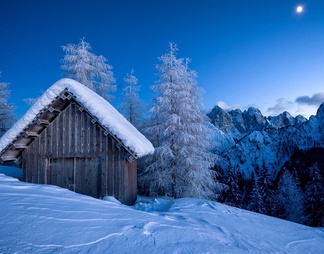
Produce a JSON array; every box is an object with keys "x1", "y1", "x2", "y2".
[{"x1": 0, "y1": 79, "x2": 154, "y2": 162}]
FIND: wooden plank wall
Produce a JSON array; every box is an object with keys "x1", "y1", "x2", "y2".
[{"x1": 21, "y1": 101, "x2": 137, "y2": 204}]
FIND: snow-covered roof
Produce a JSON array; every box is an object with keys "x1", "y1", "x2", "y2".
[{"x1": 0, "y1": 78, "x2": 154, "y2": 159}]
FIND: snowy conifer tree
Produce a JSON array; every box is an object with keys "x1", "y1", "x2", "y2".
[
  {"x1": 140, "y1": 42, "x2": 218, "y2": 199},
  {"x1": 61, "y1": 38, "x2": 116, "y2": 100},
  {"x1": 273, "y1": 170, "x2": 305, "y2": 223},
  {"x1": 305, "y1": 164, "x2": 324, "y2": 226},
  {"x1": 119, "y1": 69, "x2": 144, "y2": 129},
  {"x1": 258, "y1": 166, "x2": 274, "y2": 215},
  {"x1": 221, "y1": 167, "x2": 242, "y2": 207},
  {"x1": 0, "y1": 73, "x2": 14, "y2": 137},
  {"x1": 247, "y1": 174, "x2": 266, "y2": 214}
]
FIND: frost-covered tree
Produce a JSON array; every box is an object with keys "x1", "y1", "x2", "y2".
[
  {"x1": 258, "y1": 166, "x2": 274, "y2": 215},
  {"x1": 61, "y1": 38, "x2": 116, "y2": 100},
  {"x1": 0, "y1": 74, "x2": 14, "y2": 137},
  {"x1": 221, "y1": 167, "x2": 242, "y2": 207},
  {"x1": 23, "y1": 98, "x2": 37, "y2": 106},
  {"x1": 305, "y1": 164, "x2": 324, "y2": 226},
  {"x1": 23, "y1": 89, "x2": 45, "y2": 107},
  {"x1": 140, "y1": 42, "x2": 218, "y2": 199},
  {"x1": 119, "y1": 69, "x2": 144, "y2": 129},
  {"x1": 247, "y1": 173, "x2": 266, "y2": 214},
  {"x1": 273, "y1": 170, "x2": 305, "y2": 223}
]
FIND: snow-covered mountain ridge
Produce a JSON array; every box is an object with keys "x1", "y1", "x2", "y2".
[{"x1": 209, "y1": 103, "x2": 324, "y2": 178}]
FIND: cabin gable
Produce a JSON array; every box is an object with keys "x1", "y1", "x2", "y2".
[{"x1": 1, "y1": 91, "x2": 138, "y2": 205}]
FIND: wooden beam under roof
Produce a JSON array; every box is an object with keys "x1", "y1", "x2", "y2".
[
  {"x1": 11, "y1": 144, "x2": 28, "y2": 150},
  {"x1": 36, "y1": 119, "x2": 50, "y2": 126},
  {"x1": 23, "y1": 131, "x2": 38, "y2": 138},
  {"x1": 0, "y1": 148, "x2": 20, "y2": 162},
  {"x1": 0, "y1": 156, "x2": 18, "y2": 162},
  {"x1": 48, "y1": 106, "x2": 61, "y2": 114}
]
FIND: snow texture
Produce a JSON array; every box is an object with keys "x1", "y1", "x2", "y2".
[
  {"x1": 0, "y1": 171, "x2": 323, "y2": 254},
  {"x1": 0, "y1": 78, "x2": 154, "y2": 158}
]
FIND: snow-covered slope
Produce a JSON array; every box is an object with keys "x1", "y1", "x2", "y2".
[{"x1": 0, "y1": 173, "x2": 323, "y2": 253}]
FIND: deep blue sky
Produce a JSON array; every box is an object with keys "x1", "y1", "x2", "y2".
[{"x1": 1, "y1": 0, "x2": 324, "y2": 119}]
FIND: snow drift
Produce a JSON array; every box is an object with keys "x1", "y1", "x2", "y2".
[{"x1": 0, "y1": 173, "x2": 323, "y2": 254}]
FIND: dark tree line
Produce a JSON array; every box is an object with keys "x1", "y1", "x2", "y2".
[{"x1": 219, "y1": 147, "x2": 324, "y2": 227}]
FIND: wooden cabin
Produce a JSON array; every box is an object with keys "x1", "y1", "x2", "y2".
[{"x1": 0, "y1": 79, "x2": 154, "y2": 205}]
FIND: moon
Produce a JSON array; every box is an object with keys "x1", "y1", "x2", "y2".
[{"x1": 296, "y1": 5, "x2": 303, "y2": 13}]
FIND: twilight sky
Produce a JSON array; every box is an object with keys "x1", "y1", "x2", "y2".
[{"x1": 1, "y1": 0, "x2": 324, "y2": 119}]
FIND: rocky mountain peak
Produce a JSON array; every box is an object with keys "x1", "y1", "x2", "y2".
[
  {"x1": 207, "y1": 106, "x2": 232, "y2": 128},
  {"x1": 295, "y1": 115, "x2": 307, "y2": 125},
  {"x1": 243, "y1": 107, "x2": 268, "y2": 132},
  {"x1": 316, "y1": 102, "x2": 324, "y2": 121},
  {"x1": 268, "y1": 111, "x2": 295, "y2": 128}
]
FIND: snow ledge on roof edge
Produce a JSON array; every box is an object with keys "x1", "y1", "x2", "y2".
[{"x1": 0, "y1": 78, "x2": 154, "y2": 158}]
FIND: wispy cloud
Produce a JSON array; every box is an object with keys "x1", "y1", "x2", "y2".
[
  {"x1": 295, "y1": 93, "x2": 324, "y2": 106},
  {"x1": 267, "y1": 98, "x2": 294, "y2": 115},
  {"x1": 216, "y1": 101, "x2": 239, "y2": 111}
]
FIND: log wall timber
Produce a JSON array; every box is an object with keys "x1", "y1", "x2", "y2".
[{"x1": 21, "y1": 101, "x2": 137, "y2": 205}]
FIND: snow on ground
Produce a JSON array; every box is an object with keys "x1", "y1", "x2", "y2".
[{"x1": 0, "y1": 172, "x2": 323, "y2": 254}]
